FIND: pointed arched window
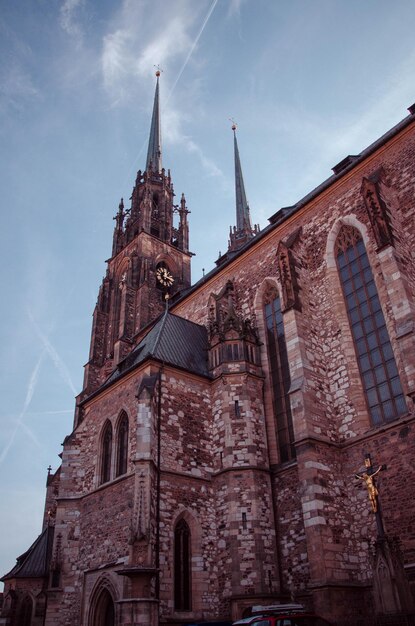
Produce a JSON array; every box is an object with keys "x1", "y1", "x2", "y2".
[
  {"x1": 152, "y1": 192, "x2": 159, "y2": 217},
  {"x1": 174, "y1": 519, "x2": 191, "y2": 611},
  {"x1": 116, "y1": 411, "x2": 129, "y2": 477},
  {"x1": 264, "y1": 287, "x2": 295, "y2": 463},
  {"x1": 101, "y1": 421, "x2": 113, "y2": 484},
  {"x1": 18, "y1": 595, "x2": 33, "y2": 626},
  {"x1": 335, "y1": 225, "x2": 406, "y2": 424}
]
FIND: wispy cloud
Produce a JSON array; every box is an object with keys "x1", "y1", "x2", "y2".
[
  {"x1": 101, "y1": 4, "x2": 194, "y2": 106},
  {"x1": 265, "y1": 47, "x2": 415, "y2": 202},
  {"x1": 0, "y1": 62, "x2": 39, "y2": 114},
  {"x1": 0, "y1": 20, "x2": 39, "y2": 114},
  {"x1": 59, "y1": 0, "x2": 84, "y2": 42},
  {"x1": 164, "y1": 107, "x2": 223, "y2": 179},
  {"x1": 227, "y1": 0, "x2": 248, "y2": 18},
  {"x1": 108, "y1": 0, "x2": 223, "y2": 182}
]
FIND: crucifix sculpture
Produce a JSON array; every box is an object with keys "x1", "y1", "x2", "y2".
[{"x1": 355, "y1": 453, "x2": 387, "y2": 538}]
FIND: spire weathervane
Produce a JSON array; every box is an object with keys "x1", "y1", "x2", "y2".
[{"x1": 154, "y1": 64, "x2": 163, "y2": 77}]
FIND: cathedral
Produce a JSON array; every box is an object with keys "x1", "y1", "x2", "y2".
[{"x1": 2, "y1": 74, "x2": 415, "y2": 626}]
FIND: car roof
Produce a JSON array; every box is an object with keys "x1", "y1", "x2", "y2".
[{"x1": 233, "y1": 611, "x2": 318, "y2": 625}]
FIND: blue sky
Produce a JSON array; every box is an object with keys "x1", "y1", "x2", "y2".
[{"x1": 1, "y1": 0, "x2": 414, "y2": 583}]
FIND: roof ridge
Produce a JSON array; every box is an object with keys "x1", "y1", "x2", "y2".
[
  {"x1": 151, "y1": 306, "x2": 170, "y2": 357},
  {"x1": 1, "y1": 526, "x2": 52, "y2": 581}
]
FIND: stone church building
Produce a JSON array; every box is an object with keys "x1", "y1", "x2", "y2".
[{"x1": 2, "y1": 75, "x2": 415, "y2": 626}]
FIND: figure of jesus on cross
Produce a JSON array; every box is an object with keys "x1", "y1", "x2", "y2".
[{"x1": 355, "y1": 453, "x2": 387, "y2": 537}]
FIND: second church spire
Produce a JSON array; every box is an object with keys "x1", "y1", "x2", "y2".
[{"x1": 228, "y1": 123, "x2": 259, "y2": 253}]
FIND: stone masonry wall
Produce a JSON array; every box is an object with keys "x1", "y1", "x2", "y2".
[
  {"x1": 171, "y1": 122, "x2": 415, "y2": 601},
  {"x1": 43, "y1": 117, "x2": 415, "y2": 625}
]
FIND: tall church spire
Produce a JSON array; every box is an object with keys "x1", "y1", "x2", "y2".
[
  {"x1": 146, "y1": 70, "x2": 162, "y2": 172},
  {"x1": 233, "y1": 123, "x2": 251, "y2": 232},
  {"x1": 227, "y1": 123, "x2": 259, "y2": 254},
  {"x1": 82, "y1": 71, "x2": 192, "y2": 393}
]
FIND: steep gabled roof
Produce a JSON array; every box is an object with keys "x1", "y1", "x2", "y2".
[
  {"x1": 107, "y1": 310, "x2": 209, "y2": 384},
  {"x1": 1, "y1": 525, "x2": 54, "y2": 581}
]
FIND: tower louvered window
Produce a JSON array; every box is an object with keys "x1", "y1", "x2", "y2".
[
  {"x1": 336, "y1": 225, "x2": 406, "y2": 424},
  {"x1": 264, "y1": 290, "x2": 295, "y2": 463},
  {"x1": 174, "y1": 519, "x2": 191, "y2": 611},
  {"x1": 116, "y1": 412, "x2": 129, "y2": 477},
  {"x1": 101, "y1": 422, "x2": 113, "y2": 484}
]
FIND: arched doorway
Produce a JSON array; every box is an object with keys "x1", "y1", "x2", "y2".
[{"x1": 90, "y1": 588, "x2": 115, "y2": 626}]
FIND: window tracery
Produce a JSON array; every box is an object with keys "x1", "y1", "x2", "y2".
[
  {"x1": 263, "y1": 285, "x2": 295, "y2": 462},
  {"x1": 335, "y1": 225, "x2": 406, "y2": 424},
  {"x1": 174, "y1": 518, "x2": 191, "y2": 611},
  {"x1": 116, "y1": 412, "x2": 129, "y2": 477},
  {"x1": 101, "y1": 421, "x2": 113, "y2": 484}
]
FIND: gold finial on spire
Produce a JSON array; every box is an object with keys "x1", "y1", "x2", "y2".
[
  {"x1": 229, "y1": 117, "x2": 237, "y2": 131},
  {"x1": 154, "y1": 64, "x2": 163, "y2": 77}
]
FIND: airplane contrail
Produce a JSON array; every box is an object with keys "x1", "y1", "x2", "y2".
[
  {"x1": 28, "y1": 309, "x2": 77, "y2": 396},
  {"x1": 166, "y1": 0, "x2": 219, "y2": 104},
  {"x1": 123, "y1": 0, "x2": 219, "y2": 187},
  {"x1": 0, "y1": 352, "x2": 45, "y2": 465}
]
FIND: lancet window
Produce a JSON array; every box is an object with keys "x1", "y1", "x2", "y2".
[
  {"x1": 116, "y1": 411, "x2": 129, "y2": 477},
  {"x1": 174, "y1": 519, "x2": 191, "y2": 611},
  {"x1": 335, "y1": 225, "x2": 406, "y2": 424},
  {"x1": 100, "y1": 421, "x2": 113, "y2": 485},
  {"x1": 264, "y1": 288, "x2": 295, "y2": 463}
]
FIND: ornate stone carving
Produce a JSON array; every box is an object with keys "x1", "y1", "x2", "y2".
[
  {"x1": 276, "y1": 227, "x2": 301, "y2": 312},
  {"x1": 208, "y1": 280, "x2": 258, "y2": 342},
  {"x1": 361, "y1": 174, "x2": 394, "y2": 250}
]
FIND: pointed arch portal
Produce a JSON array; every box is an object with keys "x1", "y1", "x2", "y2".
[{"x1": 90, "y1": 587, "x2": 115, "y2": 626}]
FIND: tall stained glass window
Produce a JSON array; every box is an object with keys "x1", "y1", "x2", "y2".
[
  {"x1": 174, "y1": 519, "x2": 191, "y2": 611},
  {"x1": 335, "y1": 225, "x2": 406, "y2": 424},
  {"x1": 116, "y1": 412, "x2": 129, "y2": 477},
  {"x1": 264, "y1": 290, "x2": 295, "y2": 462},
  {"x1": 101, "y1": 422, "x2": 113, "y2": 484}
]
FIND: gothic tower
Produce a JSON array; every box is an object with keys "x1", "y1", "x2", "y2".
[{"x1": 82, "y1": 72, "x2": 192, "y2": 399}]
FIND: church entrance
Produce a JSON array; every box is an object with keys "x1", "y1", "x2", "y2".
[{"x1": 90, "y1": 588, "x2": 115, "y2": 626}]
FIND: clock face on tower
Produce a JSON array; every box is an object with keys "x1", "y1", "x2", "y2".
[{"x1": 156, "y1": 266, "x2": 174, "y2": 288}]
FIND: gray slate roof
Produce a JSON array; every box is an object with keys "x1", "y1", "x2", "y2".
[
  {"x1": 2, "y1": 526, "x2": 54, "y2": 581},
  {"x1": 107, "y1": 310, "x2": 209, "y2": 384}
]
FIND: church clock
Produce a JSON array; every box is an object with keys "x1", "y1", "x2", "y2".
[{"x1": 156, "y1": 266, "x2": 174, "y2": 288}]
